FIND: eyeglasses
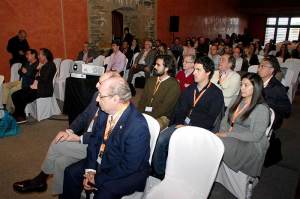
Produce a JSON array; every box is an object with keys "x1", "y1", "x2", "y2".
[{"x1": 98, "y1": 94, "x2": 113, "y2": 99}]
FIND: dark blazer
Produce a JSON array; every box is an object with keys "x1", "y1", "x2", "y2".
[
  {"x1": 36, "y1": 61, "x2": 56, "y2": 97},
  {"x1": 69, "y1": 92, "x2": 99, "y2": 138},
  {"x1": 263, "y1": 76, "x2": 292, "y2": 130},
  {"x1": 76, "y1": 49, "x2": 97, "y2": 62},
  {"x1": 19, "y1": 60, "x2": 39, "y2": 89},
  {"x1": 85, "y1": 103, "x2": 150, "y2": 187}
]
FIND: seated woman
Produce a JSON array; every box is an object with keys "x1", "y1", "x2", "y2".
[
  {"x1": 12, "y1": 48, "x2": 56, "y2": 123},
  {"x1": 216, "y1": 73, "x2": 270, "y2": 177}
]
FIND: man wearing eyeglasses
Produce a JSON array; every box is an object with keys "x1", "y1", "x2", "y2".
[
  {"x1": 175, "y1": 55, "x2": 195, "y2": 92},
  {"x1": 13, "y1": 72, "x2": 120, "y2": 195},
  {"x1": 62, "y1": 76, "x2": 150, "y2": 199}
]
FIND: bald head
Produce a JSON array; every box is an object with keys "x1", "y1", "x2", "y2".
[{"x1": 97, "y1": 71, "x2": 120, "y2": 89}]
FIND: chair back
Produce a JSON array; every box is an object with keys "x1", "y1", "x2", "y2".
[
  {"x1": 248, "y1": 65, "x2": 258, "y2": 73},
  {"x1": 266, "y1": 108, "x2": 275, "y2": 140},
  {"x1": 257, "y1": 55, "x2": 264, "y2": 63},
  {"x1": 0, "y1": 75, "x2": 4, "y2": 108},
  {"x1": 53, "y1": 58, "x2": 62, "y2": 73},
  {"x1": 92, "y1": 55, "x2": 105, "y2": 66},
  {"x1": 58, "y1": 59, "x2": 73, "y2": 80},
  {"x1": 146, "y1": 126, "x2": 224, "y2": 199},
  {"x1": 10, "y1": 63, "x2": 22, "y2": 82},
  {"x1": 104, "y1": 56, "x2": 111, "y2": 66},
  {"x1": 142, "y1": 113, "x2": 160, "y2": 163},
  {"x1": 131, "y1": 52, "x2": 140, "y2": 66}
]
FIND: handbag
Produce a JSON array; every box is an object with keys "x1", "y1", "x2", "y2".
[{"x1": 0, "y1": 111, "x2": 20, "y2": 138}]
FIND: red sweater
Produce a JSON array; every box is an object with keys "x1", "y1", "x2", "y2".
[{"x1": 176, "y1": 70, "x2": 194, "y2": 92}]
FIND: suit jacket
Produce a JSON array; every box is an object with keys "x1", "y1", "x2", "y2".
[
  {"x1": 76, "y1": 49, "x2": 97, "y2": 62},
  {"x1": 85, "y1": 103, "x2": 150, "y2": 186},
  {"x1": 69, "y1": 92, "x2": 99, "y2": 139},
  {"x1": 37, "y1": 61, "x2": 56, "y2": 97},
  {"x1": 263, "y1": 76, "x2": 291, "y2": 130},
  {"x1": 134, "y1": 49, "x2": 157, "y2": 69}
]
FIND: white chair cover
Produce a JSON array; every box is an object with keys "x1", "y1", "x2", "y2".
[
  {"x1": 216, "y1": 107, "x2": 275, "y2": 199},
  {"x1": 92, "y1": 55, "x2": 105, "y2": 66},
  {"x1": 53, "y1": 58, "x2": 62, "y2": 74},
  {"x1": 145, "y1": 126, "x2": 224, "y2": 199},
  {"x1": 257, "y1": 55, "x2": 264, "y2": 63},
  {"x1": 25, "y1": 96, "x2": 61, "y2": 121},
  {"x1": 10, "y1": 63, "x2": 22, "y2": 82},
  {"x1": 121, "y1": 114, "x2": 160, "y2": 199},
  {"x1": 248, "y1": 65, "x2": 258, "y2": 73},
  {"x1": 124, "y1": 53, "x2": 140, "y2": 80},
  {"x1": 104, "y1": 56, "x2": 111, "y2": 66},
  {"x1": 54, "y1": 59, "x2": 74, "y2": 101}
]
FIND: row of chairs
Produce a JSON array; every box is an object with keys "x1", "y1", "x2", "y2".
[{"x1": 119, "y1": 109, "x2": 275, "y2": 199}]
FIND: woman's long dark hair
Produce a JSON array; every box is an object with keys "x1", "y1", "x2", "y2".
[{"x1": 227, "y1": 73, "x2": 264, "y2": 124}]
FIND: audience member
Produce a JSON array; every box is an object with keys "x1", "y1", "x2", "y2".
[
  {"x1": 106, "y1": 40, "x2": 126, "y2": 74},
  {"x1": 211, "y1": 54, "x2": 241, "y2": 107},
  {"x1": 208, "y1": 44, "x2": 221, "y2": 69},
  {"x1": 127, "y1": 39, "x2": 157, "y2": 87},
  {"x1": 216, "y1": 73, "x2": 270, "y2": 177},
  {"x1": 121, "y1": 40, "x2": 134, "y2": 69},
  {"x1": 152, "y1": 56, "x2": 224, "y2": 179},
  {"x1": 182, "y1": 39, "x2": 196, "y2": 57},
  {"x1": 259, "y1": 43, "x2": 276, "y2": 57},
  {"x1": 243, "y1": 45, "x2": 259, "y2": 69},
  {"x1": 196, "y1": 37, "x2": 209, "y2": 57},
  {"x1": 76, "y1": 42, "x2": 97, "y2": 63},
  {"x1": 175, "y1": 55, "x2": 195, "y2": 92},
  {"x1": 62, "y1": 77, "x2": 150, "y2": 199},
  {"x1": 276, "y1": 44, "x2": 291, "y2": 63},
  {"x1": 2, "y1": 49, "x2": 39, "y2": 112},
  {"x1": 7, "y1": 29, "x2": 30, "y2": 66},
  {"x1": 138, "y1": 55, "x2": 180, "y2": 129},
  {"x1": 291, "y1": 43, "x2": 300, "y2": 59},
  {"x1": 12, "y1": 72, "x2": 120, "y2": 195},
  {"x1": 11, "y1": 48, "x2": 56, "y2": 123},
  {"x1": 130, "y1": 38, "x2": 140, "y2": 54},
  {"x1": 123, "y1": 27, "x2": 133, "y2": 45},
  {"x1": 233, "y1": 47, "x2": 248, "y2": 72},
  {"x1": 258, "y1": 56, "x2": 291, "y2": 130},
  {"x1": 170, "y1": 37, "x2": 183, "y2": 59}
]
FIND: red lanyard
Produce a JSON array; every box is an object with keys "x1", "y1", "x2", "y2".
[{"x1": 229, "y1": 103, "x2": 250, "y2": 132}]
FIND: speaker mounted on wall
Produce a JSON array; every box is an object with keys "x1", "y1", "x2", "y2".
[{"x1": 169, "y1": 16, "x2": 179, "y2": 32}]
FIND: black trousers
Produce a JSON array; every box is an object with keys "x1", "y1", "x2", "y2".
[{"x1": 12, "y1": 88, "x2": 37, "y2": 117}]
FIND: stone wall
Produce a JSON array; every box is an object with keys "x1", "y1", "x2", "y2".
[{"x1": 88, "y1": 0, "x2": 156, "y2": 52}]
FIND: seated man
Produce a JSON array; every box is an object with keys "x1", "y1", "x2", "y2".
[
  {"x1": 208, "y1": 44, "x2": 221, "y2": 70},
  {"x1": 211, "y1": 54, "x2": 241, "y2": 108},
  {"x1": 106, "y1": 40, "x2": 127, "y2": 74},
  {"x1": 151, "y1": 56, "x2": 224, "y2": 179},
  {"x1": 62, "y1": 77, "x2": 150, "y2": 199},
  {"x1": 121, "y1": 40, "x2": 134, "y2": 69},
  {"x1": 127, "y1": 39, "x2": 157, "y2": 84},
  {"x1": 176, "y1": 55, "x2": 195, "y2": 92},
  {"x1": 2, "y1": 49, "x2": 39, "y2": 112},
  {"x1": 13, "y1": 71, "x2": 120, "y2": 195},
  {"x1": 258, "y1": 56, "x2": 291, "y2": 130},
  {"x1": 76, "y1": 42, "x2": 97, "y2": 63},
  {"x1": 138, "y1": 55, "x2": 181, "y2": 129}
]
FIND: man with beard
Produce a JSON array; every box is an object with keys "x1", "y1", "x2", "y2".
[{"x1": 138, "y1": 55, "x2": 180, "y2": 130}]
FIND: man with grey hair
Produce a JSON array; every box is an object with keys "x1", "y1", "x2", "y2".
[
  {"x1": 13, "y1": 71, "x2": 120, "y2": 195},
  {"x1": 63, "y1": 76, "x2": 150, "y2": 199}
]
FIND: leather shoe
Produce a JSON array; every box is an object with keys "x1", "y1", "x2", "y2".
[{"x1": 13, "y1": 179, "x2": 47, "y2": 193}]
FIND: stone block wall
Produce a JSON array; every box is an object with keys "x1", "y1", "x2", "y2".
[{"x1": 88, "y1": 0, "x2": 156, "y2": 52}]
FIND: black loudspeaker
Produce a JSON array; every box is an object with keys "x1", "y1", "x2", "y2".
[{"x1": 169, "y1": 16, "x2": 179, "y2": 32}]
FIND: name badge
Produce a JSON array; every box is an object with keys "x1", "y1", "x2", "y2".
[
  {"x1": 145, "y1": 106, "x2": 153, "y2": 112},
  {"x1": 184, "y1": 117, "x2": 191, "y2": 125}
]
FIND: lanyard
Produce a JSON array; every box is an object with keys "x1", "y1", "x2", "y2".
[
  {"x1": 149, "y1": 78, "x2": 162, "y2": 106},
  {"x1": 98, "y1": 105, "x2": 127, "y2": 159},
  {"x1": 188, "y1": 82, "x2": 211, "y2": 117},
  {"x1": 229, "y1": 102, "x2": 250, "y2": 132}
]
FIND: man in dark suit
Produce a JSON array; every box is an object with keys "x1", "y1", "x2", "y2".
[
  {"x1": 76, "y1": 42, "x2": 97, "y2": 63},
  {"x1": 62, "y1": 77, "x2": 150, "y2": 199},
  {"x1": 13, "y1": 71, "x2": 121, "y2": 195},
  {"x1": 258, "y1": 56, "x2": 291, "y2": 167},
  {"x1": 7, "y1": 29, "x2": 30, "y2": 66}
]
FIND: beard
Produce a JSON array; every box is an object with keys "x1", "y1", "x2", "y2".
[{"x1": 153, "y1": 68, "x2": 164, "y2": 77}]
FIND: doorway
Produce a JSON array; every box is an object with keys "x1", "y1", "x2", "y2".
[{"x1": 112, "y1": 10, "x2": 123, "y2": 41}]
